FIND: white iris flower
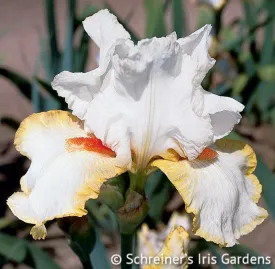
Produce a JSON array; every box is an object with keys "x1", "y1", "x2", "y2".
[{"x1": 7, "y1": 10, "x2": 267, "y2": 246}]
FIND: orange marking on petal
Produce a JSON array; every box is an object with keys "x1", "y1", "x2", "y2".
[
  {"x1": 66, "y1": 137, "x2": 116, "y2": 157},
  {"x1": 197, "y1": 148, "x2": 218, "y2": 160}
]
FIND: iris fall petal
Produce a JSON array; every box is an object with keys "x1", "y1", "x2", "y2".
[
  {"x1": 7, "y1": 111, "x2": 124, "y2": 239},
  {"x1": 151, "y1": 139, "x2": 268, "y2": 247}
]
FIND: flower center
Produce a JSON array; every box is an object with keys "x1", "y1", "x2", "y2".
[{"x1": 65, "y1": 137, "x2": 116, "y2": 157}]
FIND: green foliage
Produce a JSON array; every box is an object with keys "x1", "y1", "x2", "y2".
[
  {"x1": 226, "y1": 244, "x2": 273, "y2": 269},
  {"x1": 208, "y1": 242, "x2": 273, "y2": 269},
  {"x1": 60, "y1": 217, "x2": 96, "y2": 269},
  {"x1": 105, "y1": 4, "x2": 140, "y2": 43},
  {"x1": 0, "y1": 0, "x2": 97, "y2": 114},
  {"x1": 146, "y1": 170, "x2": 173, "y2": 222},
  {"x1": 0, "y1": 67, "x2": 32, "y2": 100},
  {"x1": 172, "y1": 0, "x2": 185, "y2": 37},
  {"x1": 217, "y1": 0, "x2": 275, "y2": 124},
  {"x1": 1, "y1": 117, "x2": 20, "y2": 130},
  {"x1": 255, "y1": 158, "x2": 275, "y2": 218},
  {"x1": 44, "y1": 0, "x2": 60, "y2": 78},
  {"x1": 0, "y1": 233, "x2": 60, "y2": 268},
  {"x1": 89, "y1": 230, "x2": 111, "y2": 269},
  {"x1": 197, "y1": 5, "x2": 215, "y2": 28},
  {"x1": 144, "y1": 0, "x2": 166, "y2": 37}
]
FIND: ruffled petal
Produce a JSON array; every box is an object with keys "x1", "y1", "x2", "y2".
[
  {"x1": 82, "y1": 9, "x2": 131, "y2": 67},
  {"x1": 151, "y1": 139, "x2": 267, "y2": 247},
  {"x1": 178, "y1": 25, "x2": 244, "y2": 139},
  {"x1": 7, "y1": 111, "x2": 123, "y2": 238},
  {"x1": 51, "y1": 9, "x2": 131, "y2": 120},
  {"x1": 52, "y1": 10, "x2": 244, "y2": 169},
  {"x1": 141, "y1": 226, "x2": 189, "y2": 269},
  {"x1": 14, "y1": 111, "x2": 86, "y2": 192},
  {"x1": 84, "y1": 26, "x2": 243, "y2": 168},
  {"x1": 177, "y1": 24, "x2": 215, "y2": 83},
  {"x1": 199, "y1": 88, "x2": 244, "y2": 139},
  {"x1": 83, "y1": 30, "x2": 214, "y2": 167},
  {"x1": 51, "y1": 70, "x2": 104, "y2": 120}
]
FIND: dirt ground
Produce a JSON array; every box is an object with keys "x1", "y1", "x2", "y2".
[{"x1": 1, "y1": 0, "x2": 275, "y2": 268}]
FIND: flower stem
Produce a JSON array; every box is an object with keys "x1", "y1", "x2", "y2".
[
  {"x1": 128, "y1": 172, "x2": 148, "y2": 195},
  {"x1": 83, "y1": 260, "x2": 94, "y2": 269},
  {"x1": 121, "y1": 233, "x2": 134, "y2": 269}
]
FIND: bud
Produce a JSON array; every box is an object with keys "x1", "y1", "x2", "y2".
[
  {"x1": 117, "y1": 190, "x2": 149, "y2": 234},
  {"x1": 98, "y1": 175, "x2": 126, "y2": 211}
]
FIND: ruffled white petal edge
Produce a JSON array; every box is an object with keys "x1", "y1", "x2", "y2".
[
  {"x1": 199, "y1": 87, "x2": 244, "y2": 140},
  {"x1": 178, "y1": 25, "x2": 244, "y2": 141},
  {"x1": 178, "y1": 24, "x2": 215, "y2": 83},
  {"x1": 51, "y1": 9, "x2": 131, "y2": 121},
  {"x1": 83, "y1": 9, "x2": 131, "y2": 66}
]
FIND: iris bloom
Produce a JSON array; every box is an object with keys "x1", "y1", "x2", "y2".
[
  {"x1": 138, "y1": 212, "x2": 190, "y2": 262},
  {"x1": 7, "y1": 10, "x2": 267, "y2": 246},
  {"x1": 139, "y1": 221, "x2": 189, "y2": 269}
]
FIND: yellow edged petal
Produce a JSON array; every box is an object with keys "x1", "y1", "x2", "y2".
[
  {"x1": 143, "y1": 226, "x2": 189, "y2": 269},
  {"x1": 151, "y1": 139, "x2": 268, "y2": 247},
  {"x1": 7, "y1": 111, "x2": 125, "y2": 239}
]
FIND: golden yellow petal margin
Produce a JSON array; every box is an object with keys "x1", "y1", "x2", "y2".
[
  {"x1": 215, "y1": 139, "x2": 257, "y2": 175},
  {"x1": 160, "y1": 226, "x2": 189, "y2": 257},
  {"x1": 20, "y1": 176, "x2": 29, "y2": 194},
  {"x1": 215, "y1": 139, "x2": 260, "y2": 203},
  {"x1": 74, "y1": 157, "x2": 126, "y2": 209},
  {"x1": 8, "y1": 160, "x2": 124, "y2": 240},
  {"x1": 7, "y1": 192, "x2": 87, "y2": 225},
  {"x1": 7, "y1": 192, "x2": 87, "y2": 240},
  {"x1": 14, "y1": 110, "x2": 83, "y2": 159},
  {"x1": 151, "y1": 139, "x2": 268, "y2": 247}
]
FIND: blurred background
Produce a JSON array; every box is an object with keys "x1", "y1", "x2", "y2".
[{"x1": 1, "y1": 0, "x2": 275, "y2": 268}]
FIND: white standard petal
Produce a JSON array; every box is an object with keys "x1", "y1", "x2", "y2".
[
  {"x1": 7, "y1": 111, "x2": 123, "y2": 239},
  {"x1": 52, "y1": 9, "x2": 244, "y2": 169},
  {"x1": 177, "y1": 24, "x2": 215, "y2": 83},
  {"x1": 200, "y1": 88, "x2": 244, "y2": 139},
  {"x1": 151, "y1": 139, "x2": 267, "y2": 247},
  {"x1": 178, "y1": 25, "x2": 244, "y2": 139},
  {"x1": 84, "y1": 24, "x2": 243, "y2": 168},
  {"x1": 51, "y1": 9, "x2": 131, "y2": 120},
  {"x1": 82, "y1": 9, "x2": 131, "y2": 67}
]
